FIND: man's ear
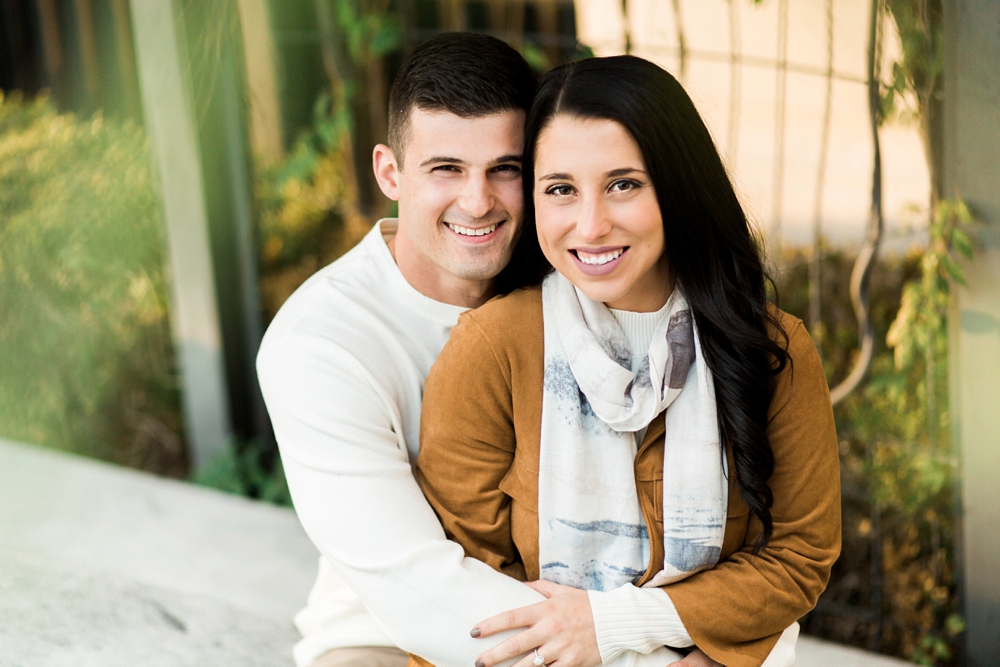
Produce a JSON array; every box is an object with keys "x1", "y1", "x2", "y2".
[{"x1": 373, "y1": 144, "x2": 401, "y2": 201}]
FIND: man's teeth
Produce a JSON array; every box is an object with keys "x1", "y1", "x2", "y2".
[
  {"x1": 577, "y1": 249, "x2": 624, "y2": 265},
  {"x1": 447, "y1": 223, "x2": 499, "y2": 236}
]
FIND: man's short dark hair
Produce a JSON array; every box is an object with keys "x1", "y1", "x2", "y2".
[{"x1": 387, "y1": 32, "x2": 536, "y2": 165}]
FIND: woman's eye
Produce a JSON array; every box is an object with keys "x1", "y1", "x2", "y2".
[
  {"x1": 544, "y1": 184, "x2": 575, "y2": 196},
  {"x1": 609, "y1": 179, "x2": 639, "y2": 193}
]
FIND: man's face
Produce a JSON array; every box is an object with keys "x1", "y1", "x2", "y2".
[{"x1": 381, "y1": 108, "x2": 525, "y2": 284}]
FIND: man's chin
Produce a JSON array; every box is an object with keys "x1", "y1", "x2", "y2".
[{"x1": 447, "y1": 254, "x2": 511, "y2": 283}]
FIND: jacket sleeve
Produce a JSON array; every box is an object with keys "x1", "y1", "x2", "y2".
[
  {"x1": 415, "y1": 313, "x2": 527, "y2": 581},
  {"x1": 257, "y1": 327, "x2": 544, "y2": 667},
  {"x1": 663, "y1": 319, "x2": 842, "y2": 667}
]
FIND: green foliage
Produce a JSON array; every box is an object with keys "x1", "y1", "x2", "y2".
[
  {"x1": 785, "y1": 201, "x2": 972, "y2": 665},
  {"x1": 888, "y1": 200, "x2": 973, "y2": 371},
  {"x1": 192, "y1": 438, "x2": 292, "y2": 507},
  {"x1": 520, "y1": 42, "x2": 552, "y2": 72},
  {"x1": 332, "y1": 0, "x2": 402, "y2": 64},
  {"x1": 881, "y1": 0, "x2": 943, "y2": 123},
  {"x1": 256, "y1": 98, "x2": 364, "y2": 321},
  {"x1": 0, "y1": 92, "x2": 184, "y2": 474}
]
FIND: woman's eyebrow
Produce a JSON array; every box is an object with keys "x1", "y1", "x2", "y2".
[
  {"x1": 539, "y1": 172, "x2": 572, "y2": 181},
  {"x1": 605, "y1": 167, "x2": 646, "y2": 177}
]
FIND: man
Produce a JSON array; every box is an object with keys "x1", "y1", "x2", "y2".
[
  {"x1": 258, "y1": 32, "x2": 716, "y2": 667},
  {"x1": 257, "y1": 32, "x2": 545, "y2": 667}
]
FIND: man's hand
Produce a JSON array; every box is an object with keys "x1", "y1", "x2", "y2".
[
  {"x1": 471, "y1": 580, "x2": 601, "y2": 667},
  {"x1": 667, "y1": 649, "x2": 724, "y2": 667}
]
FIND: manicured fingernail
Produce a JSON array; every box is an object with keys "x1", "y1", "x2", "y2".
[
  {"x1": 470, "y1": 627, "x2": 481, "y2": 638},
  {"x1": 475, "y1": 660, "x2": 485, "y2": 667}
]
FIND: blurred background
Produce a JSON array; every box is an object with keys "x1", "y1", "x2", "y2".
[{"x1": 1, "y1": 0, "x2": 997, "y2": 665}]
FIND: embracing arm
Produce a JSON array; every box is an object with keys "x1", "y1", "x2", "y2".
[{"x1": 257, "y1": 335, "x2": 544, "y2": 667}]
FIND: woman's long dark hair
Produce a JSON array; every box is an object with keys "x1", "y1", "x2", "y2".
[{"x1": 499, "y1": 55, "x2": 789, "y2": 550}]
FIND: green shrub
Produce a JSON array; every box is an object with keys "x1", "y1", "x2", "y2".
[
  {"x1": 0, "y1": 92, "x2": 185, "y2": 476},
  {"x1": 779, "y1": 203, "x2": 971, "y2": 666},
  {"x1": 192, "y1": 438, "x2": 292, "y2": 507}
]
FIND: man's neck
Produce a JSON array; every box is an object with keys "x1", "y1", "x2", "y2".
[{"x1": 386, "y1": 234, "x2": 495, "y2": 309}]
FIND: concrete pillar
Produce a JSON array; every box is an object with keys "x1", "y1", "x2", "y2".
[
  {"x1": 235, "y1": 0, "x2": 284, "y2": 162},
  {"x1": 128, "y1": 0, "x2": 233, "y2": 470},
  {"x1": 943, "y1": 1, "x2": 1000, "y2": 664}
]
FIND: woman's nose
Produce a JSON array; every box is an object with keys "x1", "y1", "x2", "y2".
[{"x1": 576, "y1": 197, "x2": 612, "y2": 241}]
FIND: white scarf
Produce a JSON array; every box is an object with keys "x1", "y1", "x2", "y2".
[{"x1": 537, "y1": 271, "x2": 727, "y2": 591}]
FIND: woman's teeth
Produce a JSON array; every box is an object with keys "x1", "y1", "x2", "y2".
[
  {"x1": 576, "y1": 249, "x2": 624, "y2": 265},
  {"x1": 447, "y1": 222, "x2": 499, "y2": 236}
]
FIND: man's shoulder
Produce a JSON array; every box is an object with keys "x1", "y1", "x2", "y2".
[
  {"x1": 261, "y1": 235, "x2": 386, "y2": 346},
  {"x1": 257, "y1": 251, "x2": 396, "y2": 387}
]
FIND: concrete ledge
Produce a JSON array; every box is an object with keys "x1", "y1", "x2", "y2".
[
  {"x1": 0, "y1": 439, "x2": 912, "y2": 666},
  {"x1": 0, "y1": 439, "x2": 316, "y2": 666}
]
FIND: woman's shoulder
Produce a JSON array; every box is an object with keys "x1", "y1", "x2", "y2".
[
  {"x1": 765, "y1": 304, "x2": 830, "y2": 414},
  {"x1": 766, "y1": 304, "x2": 813, "y2": 361}
]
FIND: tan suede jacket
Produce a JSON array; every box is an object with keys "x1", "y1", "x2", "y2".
[{"x1": 414, "y1": 286, "x2": 841, "y2": 667}]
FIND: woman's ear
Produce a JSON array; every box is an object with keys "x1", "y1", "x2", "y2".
[{"x1": 373, "y1": 144, "x2": 401, "y2": 201}]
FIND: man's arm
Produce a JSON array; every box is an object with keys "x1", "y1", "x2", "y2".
[{"x1": 257, "y1": 337, "x2": 545, "y2": 667}]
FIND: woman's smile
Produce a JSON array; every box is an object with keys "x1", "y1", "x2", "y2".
[{"x1": 570, "y1": 246, "x2": 629, "y2": 274}]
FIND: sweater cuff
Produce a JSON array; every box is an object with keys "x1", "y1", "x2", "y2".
[{"x1": 588, "y1": 584, "x2": 695, "y2": 664}]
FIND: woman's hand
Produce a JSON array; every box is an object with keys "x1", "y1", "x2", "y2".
[
  {"x1": 471, "y1": 580, "x2": 602, "y2": 667},
  {"x1": 667, "y1": 649, "x2": 724, "y2": 667}
]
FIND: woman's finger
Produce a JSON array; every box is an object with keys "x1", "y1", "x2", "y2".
[
  {"x1": 474, "y1": 627, "x2": 547, "y2": 667},
  {"x1": 471, "y1": 602, "x2": 541, "y2": 639},
  {"x1": 510, "y1": 647, "x2": 550, "y2": 667}
]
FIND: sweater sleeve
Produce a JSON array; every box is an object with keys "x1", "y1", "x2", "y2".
[
  {"x1": 661, "y1": 319, "x2": 842, "y2": 667},
  {"x1": 589, "y1": 584, "x2": 694, "y2": 661},
  {"x1": 257, "y1": 333, "x2": 545, "y2": 667}
]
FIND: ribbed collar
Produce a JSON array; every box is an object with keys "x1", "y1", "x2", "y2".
[{"x1": 609, "y1": 298, "x2": 673, "y2": 366}]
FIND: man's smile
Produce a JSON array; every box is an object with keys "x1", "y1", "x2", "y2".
[{"x1": 444, "y1": 220, "x2": 506, "y2": 242}]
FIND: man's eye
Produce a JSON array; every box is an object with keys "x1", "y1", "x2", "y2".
[
  {"x1": 432, "y1": 165, "x2": 460, "y2": 173},
  {"x1": 494, "y1": 164, "x2": 521, "y2": 174}
]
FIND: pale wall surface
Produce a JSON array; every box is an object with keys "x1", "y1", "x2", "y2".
[
  {"x1": 943, "y1": 0, "x2": 1000, "y2": 662},
  {"x1": 575, "y1": 0, "x2": 931, "y2": 247},
  {"x1": 0, "y1": 439, "x2": 912, "y2": 666}
]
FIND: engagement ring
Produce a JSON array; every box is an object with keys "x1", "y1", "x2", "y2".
[{"x1": 533, "y1": 648, "x2": 545, "y2": 666}]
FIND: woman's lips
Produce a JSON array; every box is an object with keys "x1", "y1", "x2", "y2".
[{"x1": 570, "y1": 246, "x2": 629, "y2": 276}]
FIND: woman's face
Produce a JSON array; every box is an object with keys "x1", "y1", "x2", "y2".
[{"x1": 533, "y1": 115, "x2": 673, "y2": 312}]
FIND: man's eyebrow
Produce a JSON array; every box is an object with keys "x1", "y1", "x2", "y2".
[
  {"x1": 419, "y1": 156, "x2": 466, "y2": 168},
  {"x1": 491, "y1": 154, "x2": 523, "y2": 165}
]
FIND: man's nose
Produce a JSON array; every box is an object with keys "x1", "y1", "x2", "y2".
[{"x1": 457, "y1": 172, "x2": 494, "y2": 219}]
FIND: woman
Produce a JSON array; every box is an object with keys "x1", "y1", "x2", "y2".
[{"x1": 415, "y1": 56, "x2": 840, "y2": 667}]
